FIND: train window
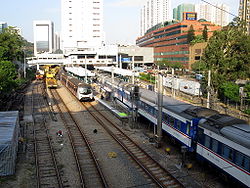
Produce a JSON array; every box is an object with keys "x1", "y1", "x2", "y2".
[
  {"x1": 176, "y1": 120, "x2": 181, "y2": 130},
  {"x1": 162, "y1": 113, "x2": 168, "y2": 123},
  {"x1": 211, "y1": 139, "x2": 219, "y2": 153},
  {"x1": 235, "y1": 152, "x2": 250, "y2": 172},
  {"x1": 186, "y1": 122, "x2": 190, "y2": 135},
  {"x1": 204, "y1": 135, "x2": 211, "y2": 148},
  {"x1": 222, "y1": 145, "x2": 233, "y2": 161},
  {"x1": 197, "y1": 128, "x2": 204, "y2": 143},
  {"x1": 169, "y1": 116, "x2": 174, "y2": 126}
]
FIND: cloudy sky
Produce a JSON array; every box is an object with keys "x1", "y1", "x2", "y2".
[{"x1": 0, "y1": 0, "x2": 239, "y2": 44}]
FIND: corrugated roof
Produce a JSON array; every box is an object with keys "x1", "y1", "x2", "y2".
[{"x1": 0, "y1": 111, "x2": 19, "y2": 146}]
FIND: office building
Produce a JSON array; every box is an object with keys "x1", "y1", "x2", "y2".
[
  {"x1": 33, "y1": 20, "x2": 54, "y2": 55},
  {"x1": 140, "y1": 0, "x2": 172, "y2": 36},
  {"x1": 61, "y1": 0, "x2": 105, "y2": 53},
  {"x1": 136, "y1": 13, "x2": 221, "y2": 69},
  {"x1": 0, "y1": 22, "x2": 7, "y2": 33},
  {"x1": 239, "y1": 0, "x2": 250, "y2": 34},
  {"x1": 54, "y1": 32, "x2": 61, "y2": 52}
]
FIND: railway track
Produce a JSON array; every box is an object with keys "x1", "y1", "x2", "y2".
[
  {"x1": 82, "y1": 102, "x2": 185, "y2": 188},
  {"x1": 32, "y1": 81, "x2": 64, "y2": 188},
  {"x1": 50, "y1": 89, "x2": 108, "y2": 188}
]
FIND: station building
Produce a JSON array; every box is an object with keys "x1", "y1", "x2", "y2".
[{"x1": 136, "y1": 12, "x2": 221, "y2": 69}]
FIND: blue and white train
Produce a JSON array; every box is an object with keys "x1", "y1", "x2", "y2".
[{"x1": 103, "y1": 81, "x2": 250, "y2": 187}]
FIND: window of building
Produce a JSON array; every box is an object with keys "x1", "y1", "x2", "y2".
[
  {"x1": 195, "y1": 49, "x2": 202, "y2": 54},
  {"x1": 134, "y1": 56, "x2": 143, "y2": 61},
  {"x1": 195, "y1": 56, "x2": 201, "y2": 60}
]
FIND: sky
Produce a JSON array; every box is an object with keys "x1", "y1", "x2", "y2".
[{"x1": 0, "y1": 0, "x2": 239, "y2": 44}]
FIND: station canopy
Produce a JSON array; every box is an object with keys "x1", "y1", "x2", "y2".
[
  {"x1": 96, "y1": 67, "x2": 140, "y2": 77},
  {"x1": 65, "y1": 66, "x2": 95, "y2": 77}
]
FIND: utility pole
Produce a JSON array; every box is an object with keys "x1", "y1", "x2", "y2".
[
  {"x1": 171, "y1": 68, "x2": 175, "y2": 98},
  {"x1": 207, "y1": 70, "x2": 211, "y2": 108},
  {"x1": 23, "y1": 51, "x2": 26, "y2": 78},
  {"x1": 156, "y1": 73, "x2": 163, "y2": 148},
  {"x1": 85, "y1": 55, "x2": 87, "y2": 83},
  {"x1": 132, "y1": 56, "x2": 135, "y2": 84}
]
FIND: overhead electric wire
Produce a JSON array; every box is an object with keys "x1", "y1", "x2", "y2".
[{"x1": 201, "y1": 0, "x2": 238, "y2": 18}]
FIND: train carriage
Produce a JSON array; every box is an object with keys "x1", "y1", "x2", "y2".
[
  {"x1": 60, "y1": 71, "x2": 94, "y2": 101},
  {"x1": 196, "y1": 115, "x2": 250, "y2": 187},
  {"x1": 100, "y1": 78, "x2": 250, "y2": 186}
]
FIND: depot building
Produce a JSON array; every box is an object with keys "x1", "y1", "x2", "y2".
[{"x1": 136, "y1": 12, "x2": 222, "y2": 70}]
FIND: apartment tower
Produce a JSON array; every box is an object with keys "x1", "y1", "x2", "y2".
[
  {"x1": 239, "y1": 0, "x2": 250, "y2": 34},
  {"x1": 61, "y1": 0, "x2": 105, "y2": 53},
  {"x1": 140, "y1": 0, "x2": 172, "y2": 36}
]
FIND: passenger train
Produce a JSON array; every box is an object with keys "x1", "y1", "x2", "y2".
[
  {"x1": 102, "y1": 80, "x2": 250, "y2": 187},
  {"x1": 60, "y1": 70, "x2": 94, "y2": 101}
]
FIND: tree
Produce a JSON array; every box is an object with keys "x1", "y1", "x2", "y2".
[
  {"x1": 187, "y1": 25, "x2": 195, "y2": 44},
  {"x1": 191, "y1": 60, "x2": 207, "y2": 72},
  {"x1": 202, "y1": 25, "x2": 208, "y2": 42},
  {"x1": 0, "y1": 61, "x2": 18, "y2": 93},
  {"x1": 156, "y1": 60, "x2": 184, "y2": 70},
  {"x1": 190, "y1": 35, "x2": 205, "y2": 45},
  {"x1": 200, "y1": 18, "x2": 250, "y2": 96},
  {"x1": 0, "y1": 27, "x2": 25, "y2": 62},
  {"x1": 218, "y1": 82, "x2": 240, "y2": 103}
]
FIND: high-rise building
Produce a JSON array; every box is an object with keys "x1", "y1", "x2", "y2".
[
  {"x1": 61, "y1": 0, "x2": 105, "y2": 53},
  {"x1": 173, "y1": 4, "x2": 195, "y2": 21},
  {"x1": 33, "y1": 20, "x2": 54, "y2": 55},
  {"x1": 0, "y1": 22, "x2": 7, "y2": 33},
  {"x1": 140, "y1": 0, "x2": 172, "y2": 36},
  {"x1": 54, "y1": 32, "x2": 61, "y2": 52},
  {"x1": 195, "y1": 3, "x2": 229, "y2": 26},
  {"x1": 239, "y1": 0, "x2": 250, "y2": 34}
]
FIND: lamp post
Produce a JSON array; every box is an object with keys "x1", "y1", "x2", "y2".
[{"x1": 22, "y1": 49, "x2": 27, "y2": 78}]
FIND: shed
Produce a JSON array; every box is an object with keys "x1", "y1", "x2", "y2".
[{"x1": 0, "y1": 111, "x2": 19, "y2": 176}]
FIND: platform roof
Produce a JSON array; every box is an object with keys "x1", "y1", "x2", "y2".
[
  {"x1": 96, "y1": 66, "x2": 139, "y2": 77},
  {"x1": 65, "y1": 66, "x2": 95, "y2": 77}
]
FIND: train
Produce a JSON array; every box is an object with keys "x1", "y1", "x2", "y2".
[
  {"x1": 45, "y1": 72, "x2": 58, "y2": 88},
  {"x1": 60, "y1": 70, "x2": 94, "y2": 101},
  {"x1": 102, "y1": 80, "x2": 250, "y2": 187},
  {"x1": 35, "y1": 70, "x2": 44, "y2": 80}
]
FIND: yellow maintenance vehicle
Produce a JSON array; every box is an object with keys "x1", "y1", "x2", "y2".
[{"x1": 44, "y1": 65, "x2": 59, "y2": 89}]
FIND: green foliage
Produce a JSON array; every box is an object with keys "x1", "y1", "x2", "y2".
[
  {"x1": 200, "y1": 18, "x2": 250, "y2": 95},
  {"x1": 0, "y1": 27, "x2": 25, "y2": 61},
  {"x1": 244, "y1": 83, "x2": 250, "y2": 99},
  {"x1": 156, "y1": 60, "x2": 184, "y2": 69},
  {"x1": 202, "y1": 25, "x2": 208, "y2": 42},
  {"x1": 0, "y1": 61, "x2": 18, "y2": 93},
  {"x1": 139, "y1": 73, "x2": 155, "y2": 83},
  {"x1": 190, "y1": 35, "x2": 205, "y2": 45},
  {"x1": 191, "y1": 60, "x2": 207, "y2": 72},
  {"x1": 187, "y1": 25, "x2": 195, "y2": 43},
  {"x1": 244, "y1": 109, "x2": 250, "y2": 115},
  {"x1": 219, "y1": 82, "x2": 240, "y2": 102}
]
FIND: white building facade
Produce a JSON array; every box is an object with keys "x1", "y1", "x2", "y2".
[
  {"x1": 33, "y1": 20, "x2": 54, "y2": 55},
  {"x1": 140, "y1": 0, "x2": 172, "y2": 36},
  {"x1": 195, "y1": 3, "x2": 229, "y2": 26},
  {"x1": 61, "y1": 0, "x2": 105, "y2": 53}
]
